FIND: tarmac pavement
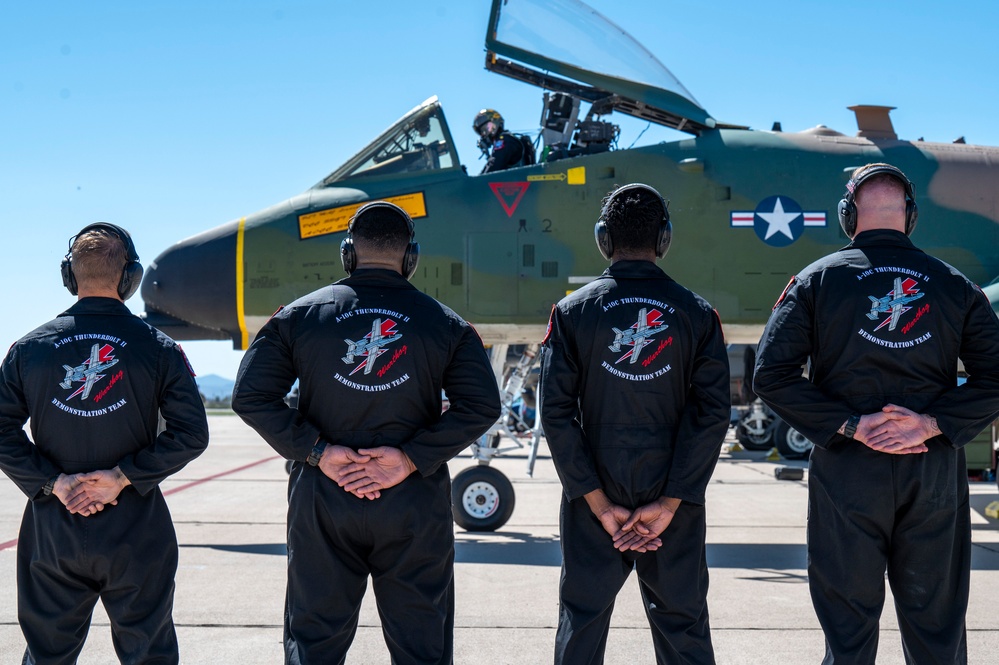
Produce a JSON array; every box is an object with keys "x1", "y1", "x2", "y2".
[{"x1": 2, "y1": 414, "x2": 998, "y2": 663}]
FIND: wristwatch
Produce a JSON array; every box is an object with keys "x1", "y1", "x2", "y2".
[
  {"x1": 42, "y1": 476, "x2": 58, "y2": 496},
  {"x1": 307, "y1": 440, "x2": 328, "y2": 467},
  {"x1": 843, "y1": 414, "x2": 861, "y2": 439}
]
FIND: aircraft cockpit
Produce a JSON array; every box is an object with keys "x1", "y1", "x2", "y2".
[{"x1": 320, "y1": 97, "x2": 460, "y2": 185}]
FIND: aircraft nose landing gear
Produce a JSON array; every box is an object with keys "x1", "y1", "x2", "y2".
[
  {"x1": 450, "y1": 343, "x2": 543, "y2": 532},
  {"x1": 451, "y1": 465, "x2": 515, "y2": 531}
]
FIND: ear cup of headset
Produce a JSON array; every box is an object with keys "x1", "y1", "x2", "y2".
[
  {"x1": 655, "y1": 218, "x2": 672, "y2": 258},
  {"x1": 401, "y1": 241, "x2": 420, "y2": 279},
  {"x1": 118, "y1": 261, "x2": 143, "y2": 301},
  {"x1": 904, "y1": 200, "x2": 918, "y2": 235},
  {"x1": 837, "y1": 198, "x2": 857, "y2": 237},
  {"x1": 61, "y1": 257, "x2": 78, "y2": 295},
  {"x1": 340, "y1": 237, "x2": 357, "y2": 275},
  {"x1": 594, "y1": 221, "x2": 613, "y2": 260}
]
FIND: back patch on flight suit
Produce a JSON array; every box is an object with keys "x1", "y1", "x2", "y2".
[
  {"x1": 333, "y1": 308, "x2": 412, "y2": 392},
  {"x1": 599, "y1": 298, "x2": 676, "y2": 382},
  {"x1": 52, "y1": 336, "x2": 129, "y2": 417},
  {"x1": 855, "y1": 268, "x2": 933, "y2": 349}
]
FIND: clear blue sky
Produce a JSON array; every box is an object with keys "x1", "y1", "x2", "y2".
[{"x1": 3, "y1": 0, "x2": 998, "y2": 380}]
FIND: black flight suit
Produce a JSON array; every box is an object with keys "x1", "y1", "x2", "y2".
[
  {"x1": 540, "y1": 261, "x2": 731, "y2": 665},
  {"x1": 754, "y1": 230, "x2": 999, "y2": 664},
  {"x1": 480, "y1": 131, "x2": 527, "y2": 174},
  {"x1": 231, "y1": 269, "x2": 500, "y2": 665},
  {"x1": 0, "y1": 297, "x2": 209, "y2": 665}
]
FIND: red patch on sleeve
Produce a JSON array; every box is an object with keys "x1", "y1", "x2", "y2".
[
  {"x1": 467, "y1": 323, "x2": 485, "y2": 344},
  {"x1": 177, "y1": 344, "x2": 197, "y2": 377},
  {"x1": 773, "y1": 276, "x2": 797, "y2": 311},
  {"x1": 541, "y1": 304, "x2": 556, "y2": 344}
]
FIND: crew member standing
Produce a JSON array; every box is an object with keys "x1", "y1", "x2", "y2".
[
  {"x1": 541, "y1": 184, "x2": 731, "y2": 664},
  {"x1": 0, "y1": 223, "x2": 209, "y2": 664},
  {"x1": 754, "y1": 163, "x2": 999, "y2": 663},
  {"x1": 473, "y1": 108, "x2": 533, "y2": 174},
  {"x1": 232, "y1": 201, "x2": 500, "y2": 664}
]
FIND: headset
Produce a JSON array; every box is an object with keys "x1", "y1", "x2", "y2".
[
  {"x1": 594, "y1": 183, "x2": 672, "y2": 260},
  {"x1": 340, "y1": 201, "x2": 420, "y2": 279},
  {"x1": 61, "y1": 222, "x2": 143, "y2": 300},
  {"x1": 837, "y1": 163, "x2": 918, "y2": 237}
]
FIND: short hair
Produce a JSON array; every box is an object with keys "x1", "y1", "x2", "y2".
[
  {"x1": 71, "y1": 229, "x2": 128, "y2": 292},
  {"x1": 851, "y1": 165, "x2": 906, "y2": 205},
  {"x1": 350, "y1": 205, "x2": 412, "y2": 255},
  {"x1": 600, "y1": 186, "x2": 665, "y2": 253}
]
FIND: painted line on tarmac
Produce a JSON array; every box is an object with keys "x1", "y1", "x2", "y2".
[
  {"x1": 0, "y1": 455, "x2": 282, "y2": 552},
  {"x1": 162, "y1": 455, "x2": 281, "y2": 496}
]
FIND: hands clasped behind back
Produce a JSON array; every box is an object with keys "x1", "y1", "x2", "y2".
[
  {"x1": 318, "y1": 444, "x2": 417, "y2": 500},
  {"x1": 855, "y1": 404, "x2": 935, "y2": 454},
  {"x1": 51, "y1": 466, "x2": 131, "y2": 517}
]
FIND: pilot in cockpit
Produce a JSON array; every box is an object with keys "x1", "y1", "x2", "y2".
[{"x1": 473, "y1": 108, "x2": 535, "y2": 174}]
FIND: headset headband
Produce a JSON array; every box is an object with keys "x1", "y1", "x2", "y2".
[
  {"x1": 348, "y1": 201, "x2": 416, "y2": 239},
  {"x1": 845, "y1": 164, "x2": 916, "y2": 202}
]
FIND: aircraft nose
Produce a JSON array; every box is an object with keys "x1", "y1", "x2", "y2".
[{"x1": 140, "y1": 220, "x2": 239, "y2": 342}]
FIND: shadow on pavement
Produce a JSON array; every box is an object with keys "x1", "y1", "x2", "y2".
[{"x1": 179, "y1": 538, "x2": 999, "y2": 571}]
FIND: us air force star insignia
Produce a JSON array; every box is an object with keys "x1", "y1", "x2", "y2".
[
  {"x1": 730, "y1": 195, "x2": 827, "y2": 247},
  {"x1": 757, "y1": 197, "x2": 800, "y2": 241}
]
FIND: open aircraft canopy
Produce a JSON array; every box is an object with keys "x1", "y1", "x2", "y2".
[{"x1": 485, "y1": 0, "x2": 720, "y2": 134}]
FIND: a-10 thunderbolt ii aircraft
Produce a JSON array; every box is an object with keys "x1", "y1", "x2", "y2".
[{"x1": 139, "y1": 0, "x2": 999, "y2": 530}]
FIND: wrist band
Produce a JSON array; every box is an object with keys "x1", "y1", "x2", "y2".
[
  {"x1": 307, "y1": 440, "x2": 327, "y2": 467},
  {"x1": 844, "y1": 414, "x2": 861, "y2": 439},
  {"x1": 42, "y1": 476, "x2": 57, "y2": 496}
]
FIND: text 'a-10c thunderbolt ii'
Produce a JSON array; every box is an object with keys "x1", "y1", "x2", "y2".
[{"x1": 139, "y1": 0, "x2": 999, "y2": 530}]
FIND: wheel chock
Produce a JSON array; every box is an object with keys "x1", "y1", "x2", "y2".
[
  {"x1": 728, "y1": 441, "x2": 745, "y2": 453},
  {"x1": 765, "y1": 447, "x2": 781, "y2": 462},
  {"x1": 774, "y1": 466, "x2": 804, "y2": 481},
  {"x1": 985, "y1": 501, "x2": 999, "y2": 519}
]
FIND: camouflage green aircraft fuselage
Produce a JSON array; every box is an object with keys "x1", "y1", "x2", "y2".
[{"x1": 140, "y1": 107, "x2": 999, "y2": 350}]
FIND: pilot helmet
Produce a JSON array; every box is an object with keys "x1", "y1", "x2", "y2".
[{"x1": 473, "y1": 109, "x2": 504, "y2": 140}]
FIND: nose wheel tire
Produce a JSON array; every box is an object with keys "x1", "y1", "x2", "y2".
[
  {"x1": 774, "y1": 420, "x2": 813, "y2": 460},
  {"x1": 735, "y1": 418, "x2": 774, "y2": 450},
  {"x1": 451, "y1": 466, "x2": 515, "y2": 532}
]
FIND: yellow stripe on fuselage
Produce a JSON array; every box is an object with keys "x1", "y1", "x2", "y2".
[{"x1": 236, "y1": 217, "x2": 248, "y2": 350}]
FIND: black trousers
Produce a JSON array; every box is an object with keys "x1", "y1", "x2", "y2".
[
  {"x1": 807, "y1": 442, "x2": 970, "y2": 664},
  {"x1": 17, "y1": 489, "x2": 180, "y2": 665},
  {"x1": 284, "y1": 464, "x2": 455, "y2": 665},
  {"x1": 554, "y1": 496, "x2": 715, "y2": 665}
]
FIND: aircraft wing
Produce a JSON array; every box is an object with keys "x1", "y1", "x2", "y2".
[{"x1": 888, "y1": 303, "x2": 904, "y2": 330}]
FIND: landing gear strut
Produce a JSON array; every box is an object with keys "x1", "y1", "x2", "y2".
[{"x1": 451, "y1": 344, "x2": 544, "y2": 532}]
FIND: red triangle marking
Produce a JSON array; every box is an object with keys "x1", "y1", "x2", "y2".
[{"x1": 489, "y1": 182, "x2": 530, "y2": 218}]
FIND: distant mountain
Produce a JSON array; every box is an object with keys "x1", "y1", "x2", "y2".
[{"x1": 196, "y1": 374, "x2": 235, "y2": 400}]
